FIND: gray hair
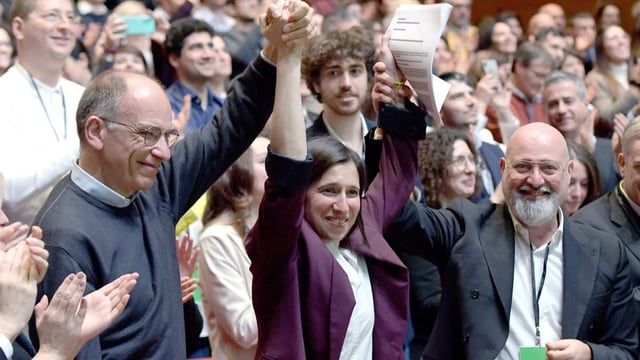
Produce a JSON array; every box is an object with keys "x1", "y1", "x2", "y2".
[
  {"x1": 544, "y1": 70, "x2": 587, "y2": 99},
  {"x1": 622, "y1": 117, "x2": 640, "y2": 157},
  {"x1": 76, "y1": 71, "x2": 129, "y2": 144}
]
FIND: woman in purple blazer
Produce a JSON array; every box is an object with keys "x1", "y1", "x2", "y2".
[{"x1": 246, "y1": 13, "x2": 427, "y2": 359}]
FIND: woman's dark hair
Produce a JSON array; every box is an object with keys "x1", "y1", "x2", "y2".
[
  {"x1": 307, "y1": 136, "x2": 367, "y2": 247},
  {"x1": 496, "y1": 10, "x2": 522, "y2": 31},
  {"x1": 567, "y1": 141, "x2": 603, "y2": 208},
  {"x1": 595, "y1": 2, "x2": 620, "y2": 27},
  {"x1": 418, "y1": 128, "x2": 481, "y2": 207},
  {"x1": 202, "y1": 145, "x2": 256, "y2": 237},
  {"x1": 115, "y1": 44, "x2": 149, "y2": 74},
  {"x1": 594, "y1": 25, "x2": 631, "y2": 99},
  {"x1": 476, "y1": 16, "x2": 497, "y2": 51}
]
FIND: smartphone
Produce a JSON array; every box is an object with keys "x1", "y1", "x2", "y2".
[
  {"x1": 482, "y1": 58, "x2": 499, "y2": 76},
  {"x1": 121, "y1": 15, "x2": 155, "y2": 35},
  {"x1": 481, "y1": 58, "x2": 502, "y2": 90}
]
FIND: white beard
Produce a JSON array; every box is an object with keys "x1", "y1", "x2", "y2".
[{"x1": 506, "y1": 185, "x2": 565, "y2": 226}]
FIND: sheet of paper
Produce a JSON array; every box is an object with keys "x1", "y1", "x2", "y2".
[{"x1": 386, "y1": 3, "x2": 452, "y2": 127}]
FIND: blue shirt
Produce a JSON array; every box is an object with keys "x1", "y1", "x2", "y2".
[{"x1": 166, "y1": 81, "x2": 223, "y2": 134}]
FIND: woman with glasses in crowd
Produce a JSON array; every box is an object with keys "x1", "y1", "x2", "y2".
[{"x1": 420, "y1": 128, "x2": 482, "y2": 208}]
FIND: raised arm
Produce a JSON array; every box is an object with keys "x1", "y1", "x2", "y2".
[
  {"x1": 265, "y1": 0, "x2": 307, "y2": 160},
  {"x1": 365, "y1": 33, "x2": 427, "y2": 231}
]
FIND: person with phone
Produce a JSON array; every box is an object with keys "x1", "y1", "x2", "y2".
[{"x1": 96, "y1": 1, "x2": 169, "y2": 81}]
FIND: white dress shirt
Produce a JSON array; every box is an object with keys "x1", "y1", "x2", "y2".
[
  {"x1": 496, "y1": 211, "x2": 565, "y2": 359},
  {"x1": 0, "y1": 63, "x2": 84, "y2": 224},
  {"x1": 326, "y1": 243, "x2": 374, "y2": 360}
]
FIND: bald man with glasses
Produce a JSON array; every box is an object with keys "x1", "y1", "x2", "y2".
[{"x1": 386, "y1": 122, "x2": 638, "y2": 359}]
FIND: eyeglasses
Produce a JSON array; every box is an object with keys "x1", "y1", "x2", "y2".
[
  {"x1": 35, "y1": 10, "x2": 81, "y2": 25},
  {"x1": 450, "y1": 154, "x2": 477, "y2": 172},
  {"x1": 506, "y1": 160, "x2": 565, "y2": 177},
  {"x1": 102, "y1": 118, "x2": 180, "y2": 147}
]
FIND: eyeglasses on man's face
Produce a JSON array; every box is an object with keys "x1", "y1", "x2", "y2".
[
  {"x1": 33, "y1": 10, "x2": 81, "y2": 25},
  {"x1": 450, "y1": 154, "x2": 477, "y2": 172},
  {"x1": 506, "y1": 160, "x2": 565, "y2": 177},
  {"x1": 101, "y1": 118, "x2": 180, "y2": 148}
]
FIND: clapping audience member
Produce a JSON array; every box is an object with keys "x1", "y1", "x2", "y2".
[
  {"x1": 247, "y1": 18, "x2": 426, "y2": 357},
  {"x1": 0, "y1": 174, "x2": 138, "y2": 360},
  {"x1": 543, "y1": 70, "x2": 620, "y2": 192},
  {"x1": 198, "y1": 135, "x2": 269, "y2": 360},
  {"x1": 486, "y1": 42, "x2": 554, "y2": 143},
  {"x1": 561, "y1": 141, "x2": 602, "y2": 215},
  {"x1": 586, "y1": 25, "x2": 640, "y2": 138},
  {"x1": 165, "y1": 17, "x2": 223, "y2": 134},
  {"x1": 32, "y1": 1, "x2": 314, "y2": 358},
  {"x1": 174, "y1": 233, "x2": 206, "y2": 358},
  {"x1": 567, "y1": 12, "x2": 597, "y2": 73},
  {"x1": 0, "y1": 0, "x2": 86, "y2": 225}
]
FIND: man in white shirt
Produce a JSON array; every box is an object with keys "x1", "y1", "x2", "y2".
[
  {"x1": 387, "y1": 121, "x2": 637, "y2": 359},
  {"x1": 0, "y1": 0, "x2": 86, "y2": 224}
]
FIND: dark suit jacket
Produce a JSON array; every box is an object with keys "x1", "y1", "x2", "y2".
[
  {"x1": 307, "y1": 112, "x2": 380, "y2": 185},
  {"x1": 594, "y1": 138, "x2": 621, "y2": 193},
  {"x1": 574, "y1": 184, "x2": 640, "y2": 330},
  {"x1": 305, "y1": 112, "x2": 376, "y2": 140},
  {"x1": 388, "y1": 199, "x2": 638, "y2": 359},
  {"x1": 472, "y1": 141, "x2": 503, "y2": 202}
]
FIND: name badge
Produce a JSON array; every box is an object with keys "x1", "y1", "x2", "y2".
[{"x1": 520, "y1": 346, "x2": 546, "y2": 360}]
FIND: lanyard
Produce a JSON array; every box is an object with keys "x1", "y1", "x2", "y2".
[
  {"x1": 28, "y1": 72, "x2": 67, "y2": 142},
  {"x1": 529, "y1": 241, "x2": 551, "y2": 346}
]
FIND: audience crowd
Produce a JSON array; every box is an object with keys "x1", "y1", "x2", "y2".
[{"x1": 2, "y1": 0, "x2": 640, "y2": 359}]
